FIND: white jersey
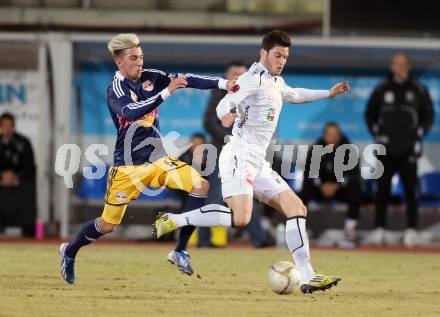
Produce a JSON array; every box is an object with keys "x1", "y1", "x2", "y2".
[{"x1": 217, "y1": 62, "x2": 330, "y2": 157}]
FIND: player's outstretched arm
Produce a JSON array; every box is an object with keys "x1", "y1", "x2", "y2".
[
  {"x1": 143, "y1": 68, "x2": 237, "y2": 94},
  {"x1": 283, "y1": 81, "x2": 349, "y2": 104},
  {"x1": 108, "y1": 77, "x2": 187, "y2": 121},
  {"x1": 156, "y1": 69, "x2": 236, "y2": 92},
  {"x1": 177, "y1": 73, "x2": 237, "y2": 92}
]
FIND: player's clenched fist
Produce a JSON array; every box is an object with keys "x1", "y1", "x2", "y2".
[
  {"x1": 168, "y1": 77, "x2": 188, "y2": 93},
  {"x1": 226, "y1": 77, "x2": 240, "y2": 93},
  {"x1": 329, "y1": 81, "x2": 350, "y2": 97},
  {"x1": 221, "y1": 111, "x2": 239, "y2": 128}
]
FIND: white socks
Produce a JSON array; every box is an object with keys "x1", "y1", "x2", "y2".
[
  {"x1": 169, "y1": 204, "x2": 233, "y2": 227},
  {"x1": 285, "y1": 216, "x2": 315, "y2": 284}
]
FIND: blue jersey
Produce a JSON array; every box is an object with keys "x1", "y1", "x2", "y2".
[{"x1": 107, "y1": 69, "x2": 226, "y2": 166}]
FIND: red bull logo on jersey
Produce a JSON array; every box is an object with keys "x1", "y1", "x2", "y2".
[
  {"x1": 137, "y1": 108, "x2": 158, "y2": 128},
  {"x1": 116, "y1": 192, "x2": 127, "y2": 203},
  {"x1": 118, "y1": 108, "x2": 159, "y2": 131}
]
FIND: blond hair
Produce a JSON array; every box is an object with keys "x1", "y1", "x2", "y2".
[{"x1": 107, "y1": 33, "x2": 140, "y2": 57}]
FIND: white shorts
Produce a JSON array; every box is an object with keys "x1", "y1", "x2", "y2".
[{"x1": 219, "y1": 142, "x2": 290, "y2": 204}]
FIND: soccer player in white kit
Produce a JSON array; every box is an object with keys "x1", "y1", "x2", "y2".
[{"x1": 154, "y1": 30, "x2": 350, "y2": 294}]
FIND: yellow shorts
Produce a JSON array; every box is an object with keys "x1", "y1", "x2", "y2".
[{"x1": 101, "y1": 156, "x2": 206, "y2": 225}]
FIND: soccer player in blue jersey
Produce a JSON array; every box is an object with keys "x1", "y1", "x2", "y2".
[{"x1": 59, "y1": 33, "x2": 236, "y2": 284}]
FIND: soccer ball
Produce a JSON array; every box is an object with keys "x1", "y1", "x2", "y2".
[{"x1": 267, "y1": 261, "x2": 301, "y2": 294}]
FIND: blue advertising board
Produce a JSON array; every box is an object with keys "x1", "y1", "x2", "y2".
[{"x1": 77, "y1": 63, "x2": 440, "y2": 143}]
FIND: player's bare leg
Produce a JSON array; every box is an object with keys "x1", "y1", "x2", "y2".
[
  {"x1": 267, "y1": 188, "x2": 341, "y2": 294},
  {"x1": 224, "y1": 194, "x2": 253, "y2": 227}
]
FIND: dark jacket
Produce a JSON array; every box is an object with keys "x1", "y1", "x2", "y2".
[
  {"x1": 203, "y1": 90, "x2": 231, "y2": 152},
  {"x1": 0, "y1": 132, "x2": 35, "y2": 181},
  {"x1": 365, "y1": 75, "x2": 434, "y2": 158},
  {"x1": 178, "y1": 150, "x2": 207, "y2": 174},
  {"x1": 303, "y1": 135, "x2": 360, "y2": 186}
]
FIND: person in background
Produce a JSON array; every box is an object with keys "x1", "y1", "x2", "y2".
[
  {"x1": 0, "y1": 112, "x2": 36, "y2": 237},
  {"x1": 300, "y1": 122, "x2": 361, "y2": 243},
  {"x1": 177, "y1": 133, "x2": 215, "y2": 246},
  {"x1": 178, "y1": 133, "x2": 207, "y2": 174},
  {"x1": 365, "y1": 52, "x2": 434, "y2": 247},
  {"x1": 203, "y1": 61, "x2": 274, "y2": 248}
]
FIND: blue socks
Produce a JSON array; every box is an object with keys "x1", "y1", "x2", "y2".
[
  {"x1": 65, "y1": 218, "x2": 104, "y2": 258},
  {"x1": 64, "y1": 195, "x2": 207, "y2": 257},
  {"x1": 175, "y1": 193, "x2": 207, "y2": 252}
]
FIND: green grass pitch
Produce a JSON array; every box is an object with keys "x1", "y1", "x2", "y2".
[{"x1": 0, "y1": 243, "x2": 439, "y2": 317}]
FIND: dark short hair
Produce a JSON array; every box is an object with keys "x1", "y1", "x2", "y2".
[
  {"x1": 0, "y1": 112, "x2": 15, "y2": 126},
  {"x1": 226, "y1": 61, "x2": 247, "y2": 69},
  {"x1": 323, "y1": 122, "x2": 340, "y2": 132},
  {"x1": 261, "y1": 30, "x2": 291, "y2": 51},
  {"x1": 191, "y1": 132, "x2": 206, "y2": 140}
]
